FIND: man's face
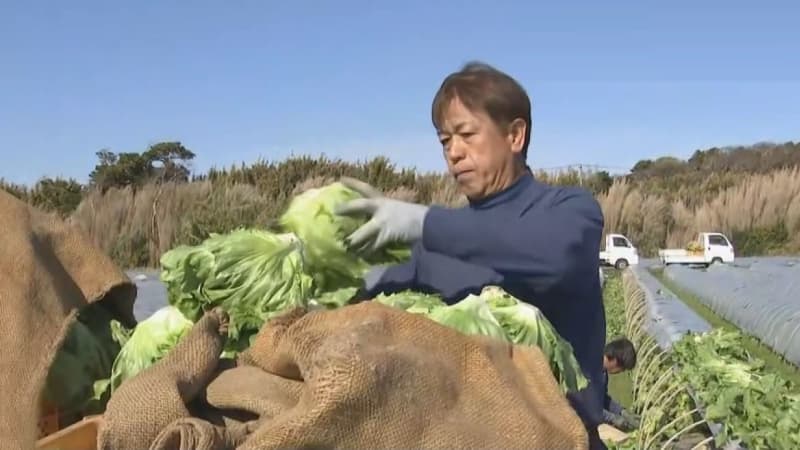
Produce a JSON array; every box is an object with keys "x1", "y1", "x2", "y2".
[{"x1": 436, "y1": 97, "x2": 525, "y2": 200}]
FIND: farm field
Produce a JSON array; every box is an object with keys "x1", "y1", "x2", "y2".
[
  {"x1": 604, "y1": 271, "x2": 714, "y2": 449},
  {"x1": 607, "y1": 260, "x2": 800, "y2": 449},
  {"x1": 622, "y1": 264, "x2": 800, "y2": 449},
  {"x1": 656, "y1": 257, "x2": 800, "y2": 370},
  {"x1": 602, "y1": 271, "x2": 634, "y2": 408},
  {"x1": 131, "y1": 263, "x2": 800, "y2": 448},
  {"x1": 642, "y1": 258, "x2": 800, "y2": 449}
]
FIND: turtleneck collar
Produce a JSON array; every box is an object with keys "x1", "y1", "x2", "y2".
[{"x1": 467, "y1": 169, "x2": 536, "y2": 209}]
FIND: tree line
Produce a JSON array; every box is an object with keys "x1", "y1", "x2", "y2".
[
  {"x1": 4, "y1": 139, "x2": 798, "y2": 267},
  {"x1": 2, "y1": 139, "x2": 799, "y2": 219}
]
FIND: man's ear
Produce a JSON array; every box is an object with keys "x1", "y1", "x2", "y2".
[{"x1": 507, "y1": 118, "x2": 527, "y2": 154}]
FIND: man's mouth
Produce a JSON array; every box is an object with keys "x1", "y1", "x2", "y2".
[{"x1": 455, "y1": 169, "x2": 473, "y2": 179}]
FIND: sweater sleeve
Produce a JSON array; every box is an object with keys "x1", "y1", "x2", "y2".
[
  {"x1": 422, "y1": 188, "x2": 604, "y2": 298},
  {"x1": 363, "y1": 242, "x2": 504, "y2": 303}
]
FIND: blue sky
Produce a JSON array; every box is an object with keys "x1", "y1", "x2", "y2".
[{"x1": 1, "y1": 1, "x2": 799, "y2": 185}]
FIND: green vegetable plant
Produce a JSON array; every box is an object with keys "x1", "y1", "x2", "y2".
[
  {"x1": 606, "y1": 273, "x2": 713, "y2": 450},
  {"x1": 372, "y1": 290, "x2": 446, "y2": 314},
  {"x1": 612, "y1": 270, "x2": 800, "y2": 450},
  {"x1": 426, "y1": 293, "x2": 508, "y2": 341},
  {"x1": 278, "y1": 181, "x2": 410, "y2": 292},
  {"x1": 160, "y1": 182, "x2": 413, "y2": 353},
  {"x1": 377, "y1": 287, "x2": 589, "y2": 394},
  {"x1": 481, "y1": 286, "x2": 589, "y2": 393},
  {"x1": 160, "y1": 229, "x2": 314, "y2": 351},
  {"x1": 670, "y1": 330, "x2": 800, "y2": 449},
  {"x1": 43, "y1": 303, "x2": 127, "y2": 424},
  {"x1": 97, "y1": 306, "x2": 194, "y2": 396}
]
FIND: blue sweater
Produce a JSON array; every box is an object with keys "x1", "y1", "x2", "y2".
[{"x1": 364, "y1": 172, "x2": 607, "y2": 428}]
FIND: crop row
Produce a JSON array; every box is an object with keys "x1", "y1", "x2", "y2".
[
  {"x1": 663, "y1": 262, "x2": 800, "y2": 367},
  {"x1": 605, "y1": 272, "x2": 713, "y2": 450},
  {"x1": 618, "y1": 268, "x2": 800, "y2": 450}
]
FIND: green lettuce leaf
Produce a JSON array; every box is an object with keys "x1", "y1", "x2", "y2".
[
  {"x1": 481, "y1": 286, "x2": 589, "y2": 393},
  {"x1": 42, "y1": 303, "x2": 128, "y2": 420},
  {"x1": 373, "y1": 290, "x2": 446, "y2": 314},
  {"x1": 105, "y1": 306, "x2": 193, "y2": 394},
  {"x1": 278, "y1": 182, "x2": 410, "y2": 292},
  {"x1": 160, "y1": 229, "x2": 314, "y2": 350},
  {"x1": 425, "y1": 293, "x2": 508, "y2": 341}
]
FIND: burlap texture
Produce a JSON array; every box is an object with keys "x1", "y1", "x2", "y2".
[
  {"x1": 235, "y1": 302, "x2": 589, "y2": 450},
  {"x1": 205, "y1": 365, "x2": 303, "y2": 419},
  {"x1": 0, "y1": 190, "x2": 136, "y2": 450},
  {"x1": 100, "y1": 302, "x2": 589, "y2": 450},
  {"x1": 149, "y1": 417, "x2": 255, "y2": 450},
  {"x1": 97, "y1": 308, "x2": 230, "y2": 450}
]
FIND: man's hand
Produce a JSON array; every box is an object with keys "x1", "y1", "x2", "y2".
[
  {"x1": 604, "y1": 408, "x2": 640, "y2": 432},
  {"x1": 334, "y1": 177, "x2": 429, "y2": 253},
  {"x1": 620, "y1": 410, "x2": 641, "y2": 430}
]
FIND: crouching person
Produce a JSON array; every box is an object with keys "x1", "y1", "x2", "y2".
[{"x1": 602, "y1": 337, "x2": 641, "y2": 431}]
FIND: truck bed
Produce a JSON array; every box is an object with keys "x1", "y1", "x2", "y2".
[
  {"x1": 660, "y1": 251, "x2": 707, "y2": 264},
  {"x1": 658, "y1": 248, "x2": 704, "y2": 257}
]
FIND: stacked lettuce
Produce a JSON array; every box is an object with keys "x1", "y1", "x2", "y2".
[
  {"x1": 49, "y1": 181, "x2": 587, "y2": 424},
  {"x1": 160, "y1": 230, "x2": 313, "y2": 352},
  {"x1": 377, "y1": 287, "x2": 588, "y2": 394},
  {"x1": 156, "y1": 181, "x2": 586, "y2": 393}
]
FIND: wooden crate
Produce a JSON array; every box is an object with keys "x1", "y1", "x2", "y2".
[
  {"x1": 36, "y1": 415, "x2": 102, "y2": 450},
  {"x1": 37, "y1": 400, "x2": 63, "y2": 439}
]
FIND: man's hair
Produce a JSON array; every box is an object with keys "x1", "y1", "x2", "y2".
[
  {"x1": 431, "y1": 61, "x2": 532, "y2": 160},
  {"x1": 604, "y1": 337, "x2": 637, "y2": 370}
]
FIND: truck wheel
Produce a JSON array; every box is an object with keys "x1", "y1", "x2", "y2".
[
  {"x1": 711, "y1": 257, "x2": 723, "y2": 265},
  {"x1": 615, "y1": 259, "x2": 629, "y2": 270}
]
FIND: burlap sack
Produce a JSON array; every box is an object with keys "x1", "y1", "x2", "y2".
[
  {"x1": 149, "y1": 417, "x2": 255, "y2": 450},
  {"x1": 97, "y1": 308, "x2": 230, "y2": 450},
  {"x1": 205, "y1": 365, "x2": 303, "y2": 420},
  {"x1": 237, "y1": 302, "x2": 589, "y2": 450},
  {"x1": 0, "y1": 190, "x2": 136, "y2": 450}
]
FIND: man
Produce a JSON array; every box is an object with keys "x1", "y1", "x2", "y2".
[
  {"x1": 335, "y1": 61, "x2": 607, "y2": 449},
  {"x1": 602, "y1": 338, "x2": 641, "y2": 431}
]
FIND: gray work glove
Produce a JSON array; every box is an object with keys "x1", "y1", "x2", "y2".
[
  {"x1": 607, "y1": 399, "x2": 624, "y2": 416},
  {"x1": 621, "y1": 410, "x2": 641, "y2": 430},
  {"x1": 334, "y1": 177, "x2": 429, "y2": 253},
  {"x1": 603, "y1": 408, "x2": 640, "y2": 432}
]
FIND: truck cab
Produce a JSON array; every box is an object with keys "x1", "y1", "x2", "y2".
[
  {"x1": 599, "y1": 233, "x2": 639, "y2": 270},
  {"x1": 658, "y1": 232, "x2": 735, "y2": 266}
]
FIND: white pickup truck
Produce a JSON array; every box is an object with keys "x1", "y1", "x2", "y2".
[
  {"x1": 599, "y1": 233, "x2": 639, "y2": 270},
  {"x1": 658, "y1": 232, "x2": 735, "y2": 266}
]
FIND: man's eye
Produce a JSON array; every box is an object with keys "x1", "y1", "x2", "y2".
[{"x1": 439, "y1": 137, "x2": 450, "y2": 146}]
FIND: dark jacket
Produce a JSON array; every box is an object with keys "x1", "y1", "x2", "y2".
[{"x1": 364, "y1": 173, "x2": 608, "y2": 441}]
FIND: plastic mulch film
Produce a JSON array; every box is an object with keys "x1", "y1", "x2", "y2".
[
  {"x1": 663, "y1": 258, "x2": 800, "y2": 367},
  {"x1": 631, "y1": 267, "x2": 713, "y2": 350}
]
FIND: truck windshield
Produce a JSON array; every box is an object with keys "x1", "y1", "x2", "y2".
[
  {"x1": 708, "y1": 235, "x2": 729, "y2": 246},
  {"x1": 613, "y1": 237, "x2": 630, "y2": 247}
]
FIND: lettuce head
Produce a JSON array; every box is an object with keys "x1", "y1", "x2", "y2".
[
  {"x1": 278, "y1": 182, "x2": 410, "y2": 292},
  {"x1": 160, "y1": 229, "x2": 314, "y2": 350}
]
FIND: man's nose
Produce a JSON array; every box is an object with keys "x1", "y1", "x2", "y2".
[{"x1": 445, "y1": 139, "x2": 466, "y2": 162}]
